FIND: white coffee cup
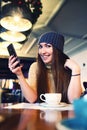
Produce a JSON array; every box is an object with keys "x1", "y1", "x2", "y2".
[{"x1": 40, "y1": 93, "x2": 61, "y2": 105}]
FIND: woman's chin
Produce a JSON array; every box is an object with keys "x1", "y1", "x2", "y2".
[{"x1": 44, "y1": 61, "x2": 51, "y2": 64}]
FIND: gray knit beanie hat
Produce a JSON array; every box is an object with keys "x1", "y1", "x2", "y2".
[{"x1": 38, "y1": 31, "x2": 64, "y2": 52}]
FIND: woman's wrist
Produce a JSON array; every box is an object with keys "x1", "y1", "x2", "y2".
[
  {"x1": 72, "y1": 68, "x2": 81, "y2": 75},
  {"x1": 72, "y1": 74, "x2": 80, "y2": 76},
  {"x1": 71, "y1": 67, "x2": 81, "y2": 76},
  {"x1": 17, "y1": 71, "x2": 23, "y2": 78}
]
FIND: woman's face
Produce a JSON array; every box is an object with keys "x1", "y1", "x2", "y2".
[{"x1": 38, "y1": 42, "x2": 53, "y2": 64}]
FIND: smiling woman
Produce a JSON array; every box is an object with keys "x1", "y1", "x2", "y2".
[{"x1": 8, "y1": 31, "x2": 83, "y2": 104}]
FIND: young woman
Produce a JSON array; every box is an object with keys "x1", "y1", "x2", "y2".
[{"x1": 8, "y1": 31, "x2": 82, "y2": 103}]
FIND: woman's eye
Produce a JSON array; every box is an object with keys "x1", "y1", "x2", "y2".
[
  {"x1": 46, "y1": 44, "x2": 52, "y2": 48},
  {"x1": 38, "y1": 45, "x2": 42, "y2": 49}
]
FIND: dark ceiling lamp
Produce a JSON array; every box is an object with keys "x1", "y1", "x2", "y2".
[
  {"x1": 1, "y1": 31, "x2": 26, "y2": 42},
  {"x1": 1, "y1": 1, "x2": 33, "y2": 31},
  {"x1": 0, "y1": 0, "x2": 42, "y2": 47}
]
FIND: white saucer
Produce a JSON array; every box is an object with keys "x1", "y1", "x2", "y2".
[{"x1": 40, "y1": 102, "x2": 66, "y2": 108}]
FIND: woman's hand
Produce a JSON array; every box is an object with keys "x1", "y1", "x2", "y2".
[
  {"x1": 8, "y1": 55, "x2": 23, "y2": 76},
  {"x1": 64, "y1": 59, "x2": 81, "y2": 75}
]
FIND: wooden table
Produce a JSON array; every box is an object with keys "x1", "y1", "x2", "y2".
[{"x1": 0, "y1": 103, "x2": 74, "y2": 130}]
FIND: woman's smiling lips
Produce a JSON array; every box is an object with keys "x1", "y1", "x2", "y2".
[{"x1": 41, "y1": 54, "x2": 52, "y2": 63}]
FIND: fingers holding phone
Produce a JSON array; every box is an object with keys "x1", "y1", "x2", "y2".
[
  {"x1": 9, "y1": 55, "x2": 19, "y2": 69},
  {"x1": 8, "y1": 55, "x2": 23, "y2": 76}
]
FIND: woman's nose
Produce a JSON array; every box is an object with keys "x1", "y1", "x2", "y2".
[{"x1": 41, "y1": 47, "x2": 46, "y2": 54}]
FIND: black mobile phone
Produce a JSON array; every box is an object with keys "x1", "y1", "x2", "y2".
[{"x1": 7, "y1": 43, "x2": 20, "y2": 67}]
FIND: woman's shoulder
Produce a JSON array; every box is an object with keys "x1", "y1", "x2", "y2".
[
  {"x1": 30, "y1": 62, "x2": 38, "y2": 70},
  {"x1": 30, "y1": 62, "x2": 37, "y2": 66}
]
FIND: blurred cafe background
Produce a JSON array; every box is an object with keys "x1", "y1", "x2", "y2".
[{"x1": 0, "y1": 0, "x2": 87, "y2": 103}]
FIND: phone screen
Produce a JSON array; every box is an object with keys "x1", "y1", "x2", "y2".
[{"x1": 7, "y1": 43, "x2": 20, "y2": 67}]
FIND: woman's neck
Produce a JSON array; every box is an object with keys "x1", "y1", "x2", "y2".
[{"x1": 45, "y1": 64, "x2": 52, "y2": 69}]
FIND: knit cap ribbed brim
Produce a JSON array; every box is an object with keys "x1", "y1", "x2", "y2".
[{"x1": 38, "y1": 31, "x2": 64, "y2": 52}]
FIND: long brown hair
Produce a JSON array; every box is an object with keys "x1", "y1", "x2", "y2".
[{"x1": 36, "y1": 47, "x2": 71, "y2": 103}]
